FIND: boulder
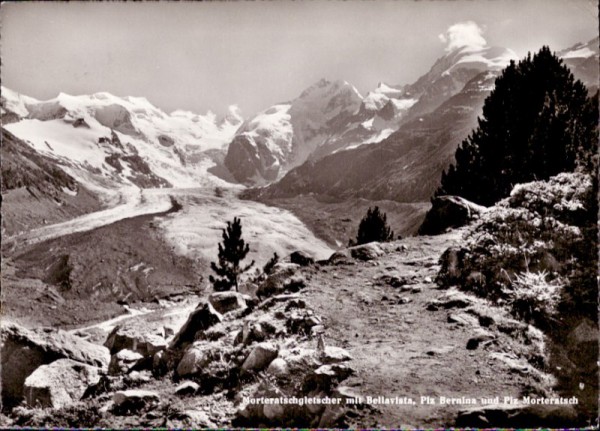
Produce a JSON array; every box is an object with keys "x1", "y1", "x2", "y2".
[
  {"x1": 108, "y1": 349, "x2": 144, "y2": 375},
  {"x1": 266, "y1": 357, "x2": 289, "y2": 377},
  {"x1": 418, "y1": 195, "x2": 486, "y2": 235},
  {"x1": 176, "y1": 381, "x2": 200, "y2": 396},
  {"x1": 169, "y1": 301, "x2": 223, "y2": 350},
  {"x1": 208, "y1": 291, "x2": 247, "y2": 314},
  {"x1": 348, "y1": 242, "x2": 384, "y2": 261},
  {"x1": 175, "y1": 341, "x2": 237, "y2": 392},
  {"x1": 308, "y1": 364, "x2": 355, "y2": 390},
  {"x1": 455, "y1": 403, "x2": 578, "y2": 427},
  {"x1": 290, "y1": 251, "x2": 315, "y2": 267},
  {"x1": 1, "y1": 321, "x2": 110, "y2": 408},
  {"x1": 105, "y1": 325, "x2": 167, "y2": 357},
  {"x1": 177, "y1": 346, "x2": 208, "y2": 377},
  {"x1": 257, "y1": 264, "x2": 306, "y2": 299},
  {"x1": 242, "y1": 342, "x2": 279, "y2": 373},
  {"x1": 327, "y1": 249, "x2": 354, "y2": 266},
  {"x1": 113, "y1": 389, "x2": 160, "y2": 413},
  {"x1": 466, "y1": 329, "x2": 496, "y2": 350},
  {"x1": 23, "y1": 359, "x2": 101, "y2": 409},
  {"x1": 124, "y1": 370, "x2": 151, "y2": 386},
  {"x1": 427, "y1": 290, "x2": 474, "y2": 310},
  {"x1": 321, "y1": 346, "x2": 352, "y2": 364}
]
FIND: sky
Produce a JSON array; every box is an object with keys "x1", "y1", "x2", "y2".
[{"x1": 1, "y1": 0, "x2": 597, "y2": 117}]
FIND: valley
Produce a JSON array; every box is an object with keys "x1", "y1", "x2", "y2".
[
  {"x1": 1, "y1": 184, "x2": 334, "y2": 329},
  {"x1": 0, "y1": 26, "x2": 597, "y2": 428}
]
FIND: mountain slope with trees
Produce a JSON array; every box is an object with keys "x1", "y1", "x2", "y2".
[{"x1": 435, "y1": 47, "x2": 598, "y2": 206}]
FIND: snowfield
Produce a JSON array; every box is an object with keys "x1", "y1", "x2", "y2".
[{"x1": 158, "y1": 187, "x2": 333, "y2": 264}]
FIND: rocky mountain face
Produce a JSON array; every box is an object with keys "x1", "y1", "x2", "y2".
[
  {"x1": 1, "y1": 87, "x2": 243, "y2": 192},
  {"x1": 226, "y1": 45, "x2": 517, "y2": 185},
  {"x1": 248, "y1": 39, "x2": 598, "y2": 202},
  {"x1": 1, "y1": 128, "x2": 103, "y2": 235},
  {"x1": 224, "y1": 79, "x2": 364, "y2": 184},
  {"x1": 247, "y1": 70, "x2": 498, "y2": 203}
]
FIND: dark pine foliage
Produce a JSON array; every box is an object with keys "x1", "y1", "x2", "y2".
[
  {"x1": 263, "y1": 252, "x2": 279, "y2": 275},
  {"x1": 436, "y1": 47, "x2": 598, "y2": 206},
  {"x1": 353, "y1": 206, "x2": 394, "y2": 246},
  {"x1": 209, "y1": 217, "x2": 255, "y2": 292}
]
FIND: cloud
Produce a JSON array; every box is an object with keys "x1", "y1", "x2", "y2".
[{"x1": 439, "y1": 21, "x2": 487, "y2": 52}]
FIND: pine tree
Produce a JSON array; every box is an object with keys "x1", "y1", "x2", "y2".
[
  {"x1": 354, "y1": 206, "x2": 395, "y2": 245},
  {"x1": 436, "y1": 47, "x2": 598, "y2": 206},
  {"x1": 209, "y1": 217, "x2": 255, "y2": 292}
]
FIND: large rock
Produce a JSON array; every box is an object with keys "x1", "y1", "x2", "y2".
[
  {"x1": 208, "y1": 291, "x2": 247, "y2": 314},
  {"x1": 256, "y1": 264, "x2": 305, "y2": 298},
  {"x1": 108, "y1": 349, "x2": 144, "y2": 375},
  {"x1": 321, "y1": 346, "x2": 352, "y2": 364},
  {"x1": 169, "y1": 301, "x2": 223, "y2": 350},
  {"x1": 104, "y1": 325, "x2": 167, "y2": 357},
  {"x1": 290, "y1": 251, "x2": 314, "y2": 267},
  {"x1": 175, "y1": 341, "x2": 238, "y2": 392},
  {"x1": 1, "y1": 321, "x2": 110, "y2": 408},
  {"x1": 23, "y1": 359, "x2": 101, "y2": 409},
  {"x1": 327, "y1": 249, "x2": 354, "y2": 266},
  {"x1": 418, "y1": 195, "x2": 486, "y2": 235},
  {"x1": 177, "y1": 345, "x2": 210, "y2": 377},
  {"x1": 266, "y1": 358, "x2": 289, "y2": 377},
  {"x1": 113, "y1": 389, "x2": 160, "y2": 413},
  {"x1": 242, "y1": 342, "x2": 279, "y2": 373},
  {"x1": 175, "y1": 381, "x2": 200, "y2": 396},
  {"x1": 348, "y1": 242, "x2": 384, "y2": 261}
]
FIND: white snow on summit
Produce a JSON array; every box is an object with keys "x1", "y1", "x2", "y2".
[{"x1": 2, "y1": 86, "x2": 244, "y2": 191}]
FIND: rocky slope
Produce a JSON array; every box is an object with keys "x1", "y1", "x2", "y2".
[
  {"x1": 2, "y1": 215, "x2": 590, "y2": 428},
  {"x1": 247, "y1": 70, "x2": 497, "y2": 203},
  {"x1": 224, "y1": 79, "x2": 364, "y2": 184},
  {"x1": 225, "y1": 44, "x2": 517, "y2": 185},
  {"x1": 1, "y1": 128, "x2": 103, "y2": 236}
]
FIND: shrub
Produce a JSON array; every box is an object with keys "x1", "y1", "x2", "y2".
[
  {"x1": 437, "y1": 173, "x2": 597, "y2": 323},
  {"x1": 263, "y1": 252, "x2": 279, "y2": 275},
  {"x1": 352, "y1": 206, "x2": 394, "y2": 245},
  {"x1": 506, "y1": 270, "x2": 563, "y2": 327}
]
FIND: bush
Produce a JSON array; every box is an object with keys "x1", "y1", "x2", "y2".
[
  {"x1": 507, "y1": 270, "x2": 563, "y2": 327},
  {"x1": 437, "y1": 173, "x2": 597, "y2": 323},
  {"x1": 352, "y1": 206, "x2": 394, "y2": 245}
]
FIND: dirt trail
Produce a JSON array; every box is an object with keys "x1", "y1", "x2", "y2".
[{"x1": 304, "y1": 231, "x2": 532, "y2": 427}]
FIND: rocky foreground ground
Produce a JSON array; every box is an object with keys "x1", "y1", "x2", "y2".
[{"x1": 1, "y1": 222, "x2": 593, "y2": 427}]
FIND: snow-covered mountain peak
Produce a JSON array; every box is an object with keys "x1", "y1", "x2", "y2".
[
  {"x1": 297, "y1": 78, "x2": 362, "y2": 103},
  {"x1": 218, "y1": 104, "x2": 244, "y2": 128},
  {"x1": 1, "y1": 86, "x2": 39, "y2": 118},
  {"x1": 2, "y1": 86, "x2": 247, "y2": 191}
]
